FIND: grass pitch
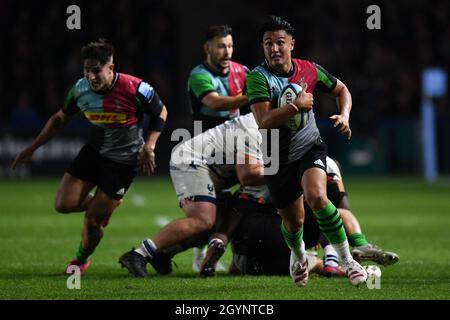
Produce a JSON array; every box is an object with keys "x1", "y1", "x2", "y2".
[{"x1": 0, "y1": 176, "x2": 449, "y2": 300}]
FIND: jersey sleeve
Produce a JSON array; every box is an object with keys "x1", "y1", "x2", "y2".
[
  {"x1": 246, "y1": 71, "x2": 270, "y2": 104},
  {"x1": 136, "y1": 81, "x2": 164, "y2": 116},
  {"x1": 62, "y1": 86, "x2": 80, "y2": 116},
  {"x1": 189, "y1": 73, "x2": 215, "y2": 100},
  {"x1": 314, "y1": 63, "x2": 337, "y2": 93}
]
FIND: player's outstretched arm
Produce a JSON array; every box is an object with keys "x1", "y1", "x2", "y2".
[
  {"x1": 139, "y1": 105, "x2": 168, "y2": 175},
  {"x1": 329, "y1": 79, "x2": 352, "y2": 139},
  {"x1": 11, "y1": 110, "x2": 71, "y2": 169}
]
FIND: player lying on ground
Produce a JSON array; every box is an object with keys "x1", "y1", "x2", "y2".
[
  {"x1": 12, "y1": 39, "x2": 167, "y2": 273},
  {"x1": 118, "y1": 113, "x2": 265, "y2": 277},
  {"x1": 201, "y1": 156, "x2": 399, "y2": 277}
]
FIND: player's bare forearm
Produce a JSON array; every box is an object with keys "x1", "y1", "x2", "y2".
[
  {"x1": 140, "y1": 135, "x2": 158, "y2": 175},
  {"x1": 251, "y1": 101, "x2": 298, "y2": 129},
  {"x1": 201, "y1": 92, "x2": 248, "y2": 111},
  {"x1": 330, "y1": 80, "x2": 352, "y2": 139},
  {"x1": 145, "y1": 106, "x2": 167, "y2": 149},
  {"x1": 11, "y1": 110, "x2": 70, "y2": 169},
  {"x1": 251, "y1": 87, "x2": 313, "y2": 129},
  {"x1": 140, "y1": 106, "x2": 167, "y2": 175},
  {"x1": 30, "y1": 110, "x2": 70, "y2": 150},
  {"x1": 145, "y1": 131, "x2": 161, "y2": 151},
  {"x1": 331, "y1": 79, "x2": 352, "y2": 117},
  {"x1": 236, "y1": 163, "x2": 265, "y2": 186}
]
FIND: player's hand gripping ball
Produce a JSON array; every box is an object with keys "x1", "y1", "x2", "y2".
[{"x1": 277, "y1": 83, "x2": 308, "y2": 131}]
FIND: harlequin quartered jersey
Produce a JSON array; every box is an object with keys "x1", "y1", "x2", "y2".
[
  {"x1": 188, "y1": 61, "x2": 249, "y2": 131},
  {"x1": 246, "y1": 58, "x2": 337, "y2": 164},
  {"x1": 63, "y1": 73, "x2": 164, "y2": 165}
]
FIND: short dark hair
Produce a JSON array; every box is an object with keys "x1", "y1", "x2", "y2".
[
  {"x1": 81, "y1": 38, "x2": 114, "y2": 65},
  {"x1": 258, "y1": 16, "x2": 295, "y2": 41},
  {"x1": 205, "y1": 25, "x2": 232, "y2": 41}
]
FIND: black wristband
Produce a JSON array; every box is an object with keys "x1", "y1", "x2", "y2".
[{"x1": 148, "y1": 116, "x2": 165, "y2": 132}]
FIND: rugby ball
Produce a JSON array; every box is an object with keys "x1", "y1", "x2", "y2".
[{"x1": 277, "y1": 83, "x2": 308, "y2": 131}]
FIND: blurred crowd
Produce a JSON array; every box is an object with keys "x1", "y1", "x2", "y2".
[{"x1": 0, "y1": 0, "x2": 448, "y2": 172}]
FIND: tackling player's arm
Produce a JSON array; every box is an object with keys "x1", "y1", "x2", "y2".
[
  {"x1": 190, "y1": 73, "x2": 248, "y2": 111},
  {"x1": 137, "y1": 82, "x2": 168, "y2": 175},
  {"x1": 247, "y1": 71, "x2": 313, "y2": 129},
  {"x1": 11, "y1": 87, "x2": 77, "y2": 169},
  {"x1": 315, "y1": 64, "x2": 352, "y2": 139},
  {"x1": 235, "y1": 130, "x2": 265, "y2": 186},
  {"x1": 236, "y1": 161, "x2": 264, "y2": 186}
]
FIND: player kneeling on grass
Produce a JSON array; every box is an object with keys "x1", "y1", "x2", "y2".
[
  {"x1": 201, "y1": 156, "x2": 399, "y2": 277},
  {"x1": 11, "y1": 39, "x2": 167, "y2": 273},
  {"x1": 118, "y1": 113, "x2": 265, "y2": 277}
]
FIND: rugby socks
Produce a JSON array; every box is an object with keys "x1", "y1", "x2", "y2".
[
  {"x1": 135, "y1": 238, "x2": 158, "y2": 259},
  {"x1": 348, "y1": 232, "x2": 369, "y2": 247},
  {"x1": 281, "y1": 222, "x2": 306, "y2": 263},
  {"x1": 323, "y1": 244, "x2": 340, "y2": 267},
  {"x1": 314, "y1": 202, "x2": 352, "y2": 264},
  {"x1": 208, "y1": 238, "x2": 224, "y2": 248},
  {"x1": 75, "y1": 243, "x2": 93, "y2": 263}
]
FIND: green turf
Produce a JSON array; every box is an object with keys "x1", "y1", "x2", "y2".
[{"x1": 0, "y1": 177, "x2": 449, "y2": 299}]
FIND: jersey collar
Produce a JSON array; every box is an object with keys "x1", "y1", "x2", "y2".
[
  {"x1": 95, "y1": 72, "x2": 119, "y2": 94},
  {"x1": 202, "y1": 61, "x2": 230, "y2": 77},
  {"x1": 264, "y1": 59, "x2": 295, "y2": 78}
]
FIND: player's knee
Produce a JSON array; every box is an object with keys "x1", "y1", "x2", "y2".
[
  {"x1": 194, "y1": 214, "x2": 215, "y2": 232},
  {"x1": 285, "y1": 218, "x2": 303, "y2": 231},
  {"x1": 54, "y1": 200, "x2": 72, "y2": 214},
  {"x1": 296, "y1": 215, "x2": 304, "y2": 227},
  {"x1": 305, "y1": 193, "x2": 328, "y2": 211}
]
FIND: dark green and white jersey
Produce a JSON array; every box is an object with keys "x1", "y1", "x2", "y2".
[
  {"x1": 247, "y1": 59, "x2": 337, "y2": 164},
  {"x1": 188, "y1": 61, "x2": 248, "y2": 131}
]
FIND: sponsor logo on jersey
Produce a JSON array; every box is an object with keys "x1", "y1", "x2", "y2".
[{"x1": 85, "y1": 112, "x2": 127, "y2": 124}]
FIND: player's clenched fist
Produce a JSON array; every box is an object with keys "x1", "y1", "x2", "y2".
[{"x1": 294, "y1": 83, "x2": 313, "y2": 111}]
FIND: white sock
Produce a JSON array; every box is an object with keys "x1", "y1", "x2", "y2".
[
  {"x1": 323, "y1": 245, "x2": 340, "y2": 267},
  {"x1": 209, "y1": 238, "x2": 224, "y2": 247},
  {"x1": 332, "y1": 240, "x2": 353, "y2": 265},
  {"x1": 135, "y1": 238, "x2": 158, "y2": 258},
  {"x1": 134, "y1": 247, "x2": 147, "y2": 257},
  {"x1": 292, "y1": 241, "x2": 306, "y2": 263}
]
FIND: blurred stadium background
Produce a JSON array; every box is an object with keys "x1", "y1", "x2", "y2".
[
  {"x1": 0, "y1": 0, "x2": 449, "y2": 300},
  {"x1": 0, "y1": 0, "x2": 449, "y2": 178}
]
